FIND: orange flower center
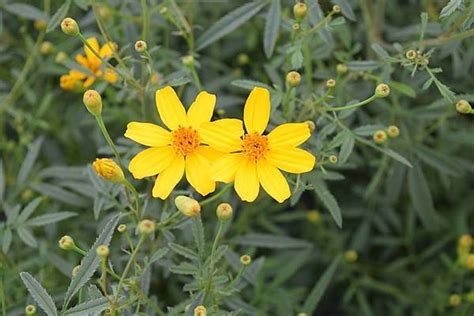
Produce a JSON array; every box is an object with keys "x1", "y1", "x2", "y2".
[
  {"x1": 242, "y1": 133, "x2": 269, "y2": 161},
  {"x1": 171, "y1": 126, "x2": 200, "y2": 156}
]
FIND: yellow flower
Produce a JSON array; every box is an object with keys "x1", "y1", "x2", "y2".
[
  {"x1": 125, "y1": 86, "x2": 221, "y2": 199},
  {"x1": 60, "y1": 37, "x2": 118, "y2": 91},
  {"x1": 200, "y1": 87, "x2": 316, "y2": 203}
]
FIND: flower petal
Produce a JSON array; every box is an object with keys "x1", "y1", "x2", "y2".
[
  {"x1": 244, "y1": 87, "x2": 270, "y2": 134},
  {"x1": 211, "y1": 153, "x2": 244, "y2": 183},
  {"x1": 155, "y1": 86, "x2": 187, "y2": 130},
  {"x1": 75, "y1": 54, "x2": 89, "y2": 68},
  {"x1": 83, "y1": 76, "x2": 96, "y2": 88},
  {"x1": 185, "y1": 148, "x2": 216, "y2": 196},
  {"x1": 84, "y1": 37, "x2": 101, "y2": 69},
  {"x1": 187, "y1": 91, "x2": 216, "y2": 128},
  {"x1": 257, "y1": 159, "x2": 291, "y2": 203},
  {"x1": 268, "y1": 123, "x2": 311, "y2": 148},
  {"x1": 200, "y1": 119, "x2": 244, "y2": 152},
  {"x1": 198, "y1": 146, "x2": 224, "y2": 163},
  {"x1": 234, "y1": 158, "x2": 259, "y2": 202},
  {"x1": 103, "y1": 68, "x2": 118, "y2": 83},
  {"x1": 99, "y1": 42, "x2": 116, "y2": 59},
  {"x1": 129, "y1": 146, "x2": 175, "y2": 179},
  {"x1": 125, "y1": 122, "x2": 171, "y2": 147},
  {"x1": 266, "y1": 147, "x2": 316, "y2": 174},
  {"x1": 152, "y1": 154, "x2": 185, "y2": 199}
]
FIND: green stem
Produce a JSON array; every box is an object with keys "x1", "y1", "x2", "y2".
[
  {"x1": 123, "y1": 180, "x2": 141, "y2": 219},
  {"x1": 100, "y1": 257, "x2": 108, "y2": 295},
  {"x1": 200, "y1": 183, "x2": 232, "y2": 206},
  {"x1": 0, "y1": 273, "x2": 6, "y2": 316},
  {"x1": 190, "y1": 65, "x2": 202, "y2": 90},
  {"x1": 95, "y1": 115, "x2": 122, "y2": 166},
  {"x1": 72, "y1": 245, "x2": 87, "y2": 256},
  {"x1": 203, "y1": 222, "x2": 225, "y2": 303},
  {"x1": 324, "y1": 95, "x2": 377, "y2": 112}
]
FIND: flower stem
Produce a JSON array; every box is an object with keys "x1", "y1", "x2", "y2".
[
  {"x1": 200, "y1": 183, "x2": 232, "y2": 207},
  {"x1": 324, "y1": 95, "x2": 377, "y2": 112},
  {"x1": 203, "y1": 221, "x2": 224, "y2": 303},
  {"x1": 123, "y1": 180, "x2": 141, "y2": 219},
  {"x1": 95, "y1": 115, "x2": 122, "y2": 166}
]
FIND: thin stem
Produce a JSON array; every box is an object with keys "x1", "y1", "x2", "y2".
[
  {"x1": 203, "y1": 221, "x2": 225, "y2": 303},
  {"x1": 200, "y1": 183, "x2": 232, "y2": 206},
  {"x1": 324, "y1": 95, "x2": 377, "y2": 112},
  {"x1": 190, "y1": 65, "x2": 203, "y2": 90},
  {"x1": 123, "y1": 180, "x2": 141, "y2": 219},
  {"x1": 72, "y1": 245, "x2": 87, "y2": 256},
  {"x1": 100, "y1": 257, "x2": 108, "y2": 295},
  {"x1": 0, "y1": 274, "x2": 6, "y2": 316},
  {"x1": 95, "y1": 115, "x2": 122, "y2": 166}
]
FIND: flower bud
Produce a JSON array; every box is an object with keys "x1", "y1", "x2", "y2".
[
  {"x1": 306, "y1": 120, "x2": 316, "y2": 132},
  {"x1": 449, "y1": 294, "x2": 461, "y2": 306},
  {"x1": 25, "y1": 305, "x2": 36, "y2": 315},
  {"x1": 59, "y1": 235, "x2": 75, "y2": 250},
  {"x1": 286, "y1": 71, "x2": 301, "y2": 87},
  {"x1": 373, "y1": 130, "x2": 387, "y2": 144},
  {"x1": 466, "y1": 292, "x2": 474, "y2": 303},
  {"x1": 216, "y1": 203, "x2": 233, "y2": 221},
  {"x1": 72, "y1": 265, "x2": 80, "y2": 277},
  {"x1": 455, "y1": 100, "x2": 472, "y2": 114},
  {"x1": 83, "y1": 90, "x2": 102, "y2": 116},
  {"x1": 55, "y1": 51, "x2": 68, "y2": 64},
  {"x1": 292, "y1": 23, "x2": 301, "y2": 31},
  {"x1": 344, "y1": 250, "x2": 358, "y2": 263},
  {"x1": 240, "y1": 254, "x2": 251, "y2": 265},
  {"x1": 175, "y1": 195, "x2": 201, "y2": 217},
  {"x1": 92, "y1": 158, "x2": 125, "y2": 183},
  {"x1": 307, "y1": 210, "x2": 321, "y2": 224},
  {"x1": 34, "y1": 20, "x2": 47, "y2": 31},
  {"x1": 387, "y1": 125, "x2": 400, "y2": 138},
  {"x1": 458, "y1": 234, "x2": 472, "y2": 249},
  {"x1": 96, "y1": 245, "x2": 110, "y2": 257},
  {"x1": 297, "y1": 313, "x2": 308, "y2": 316},
  {"x1": 464, "y1": 254, "x2": 474, "y2": 270},
  {"x1": 336, "y1": 63, "x2": 348, "y2": 74},
  {"x1": 182, "y1": 55, "x2": 194, "y2": 67},
  {"x1": 293, "y1": 3, "x2": 308, "y2": 20},
  {"x1": 61, "y1": 17, "x2": 80, "y2": 36},
  {"x1": 374, "y1": 83, "x2": 390, "y2": 98},
  {"x1": 237, "y1": 53, "x2": 249, "y2": 65},
  {"x1": 326, "y1": 79, "x2": 336, "y2": 88},
  {"x1": 405, "y1": 49, "x2": 417, "y2": 60},
  {"x1": 217, "y1": 108, "x2": 226, "y2": 116},
  {"x1": 40, "y1": 41, "x2": 53, "y2": 55},
  {"x1": 138, "y1": 219, "x2": 156, "y2": 235},
  {"x1": 332, "y1": 5, "x2": 341, "y2": 13},
  {"x1": 329, "y1": 155, "x2": 338, "y2": 164},
  {"x1": 98, "y1": 5, "x2": 112, "y2": 20},
  {"x1": 135, "y1": 40, "x2": 147, "y2": 52},
  {"x1": 194, "y1": 305, "x2": 207, "y2": 316},
  {"x1": 117, "y1": 224, "x2": 127, "y2": 233}
]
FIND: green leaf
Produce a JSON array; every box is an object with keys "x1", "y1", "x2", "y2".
[
  {"x1": 0, "y1": 159, "x2": 5, "y2": 202},
  {"x1": 302, "y1": 255, "x2": 341, "y2": 314},
  {"x1": 371, "y1": 43, "x2": 390, "y2": 59},
  {"x1": 347, "y1": 60, "x2": 378, "y2": 71},
  {"x1": 414, "y1": 146, "x2": 462, "y2": 177},
  {"x1": 389, "y1": 81, "x2": 417, "y2": 98},
  {"x1": 263, "y1": 0, "x2": 281, "y2": 58},
  {"x1": 434, "y1": 79, "x2": 456, "y2": 103},
  {"x1": 168, "y1": 242, "x2": 199, "y2": 260},
  {"x1": 64, "y1": 297, "x2": 109, "y2": 315},
  {"x1": 4, "y1": 3, "x2": 48, "y2": 21},
  {"x1": 47, "y1": 0, "x2": 71, "y2": 32},
  {"x1": 148, "y1": 248, "x2": 169, "y2": 266},
  {"x1": 332, "y1": 0, "x2": 356, "y2": 21},
  {"x1": 18, "y1": 138, "x2": 43, "y2": 186},
  {"x1": 312, "y1": 180, "x2": 342, "y2": 228},
  {"x1": 191, "y1": 216, "x2": 205, "y2": 256},
  {"x1": 2, "y1": 229, "x2": 12, "y2": 253},
  {"x1": 231, "y1": 233, "x2": 311, "y2": 249},
  {"x1": 196, "y1": 1, "x2": 267, "y2": 51},
  {"x1": 231, "y1": 79, "x2": 272, "y2": 90},
  {"x1": 440, "y1": 0, "x2": 463, "y2": 18},
  {"x1": 291, "y1": 49, "x2": 304, "y2": 69},
  {"x1": 18, "y1": 197, "x2": 43, "y2": 223},
  {"x1": 64, "y1": 215, "x2": 120, "y2": 307},
  {"x1": 27, "y1": 212, "x2": 77, "y2": 226},
  {"x1": 17, "y1": 226, "x2": 37, "y2": 248},
  {"x1": 353, "y1": 125, "x2": 386, "y2": 136},
  {"x1": 20, "y1": 272, "x2": 58, "y2": 316},
  {"x1": 339, "y1": 131, "x2": 355, "y2": 163},
  {"x1": 407, "y1": 161, "x2": 439, "y2": 229},
  {"x1": 169, "y1": 262, "x2": 199, "y2": 275},
  {"x1": 30, "y1": 183, "x2": 89, "y2": 207},
  {"x1": 356, "y1": 137, "x2": 413, "y2": 168}
]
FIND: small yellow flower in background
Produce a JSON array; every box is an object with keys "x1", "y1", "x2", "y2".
[
  {"x1": 344, "y1": 250, "x2": 358, "y2": 263},
  {"x1": 25, "y1": 305, "x2": 36, "y2": 315},
  {"x1": 194, "y1": 305, "x2": 207, "y2": 316},
  {"x1": 60, "y1": 37, "x2": 118, "y2": 91},
  {"x1": 200, "y1": 87, "x2": 316, "y2": 203},
  {"x1": 307, "y1": 210, "x2": 321, "y2": 223},
  {"x1": 93, "y1": 158, "x2": 125, "y2": 183},
  {"x1": 125, "y1": 86, "x2": 221, "y2": 199},
  {"x1": 449, "y1": 294, "x2": 461, "y2": 306}
]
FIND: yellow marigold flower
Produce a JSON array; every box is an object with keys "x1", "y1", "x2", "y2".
[
  {"x1": 200, "y1": 87, "x2": 316, "y2": 203},
  {"x1": 59, "y1": 74, "x2": 81, "y2": 92},
  {"x1": 125, "y1": 86, "x2": 221, "y2": 199},
  {"x1": 92, "y1": 158, "x2": 125, "y2": 183},
  {"x1": 60, "y1": 37, "x2": 118, "y2": 91}
]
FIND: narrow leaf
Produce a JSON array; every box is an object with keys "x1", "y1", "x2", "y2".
[
  {"x1": 18, "y1": 138, "x2": 43, "y2": 186},
  {"x1": 20, "y1": 272, "x2": 58, "y2": 316},
  {"x1": 263, "y1": 0, "x2": 281, "y2": 58},
  {"x1": 64, "y1": 297, "x2": 109, "y2": 315},
  {"x1": 313, "y1": 180, "x2": 342, "y2": 228},
  {"x1": 47, "y1": 0, "x2": 71, "y2": 32},
  {"x1": 27, "y1": 212, "x2": 77, "y2": 226},
  {"x1": 231, "y1": 233, "x2": 311, "y2": 249}
]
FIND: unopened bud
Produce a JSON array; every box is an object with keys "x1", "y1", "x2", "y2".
[
  {"x1": 459, "y1": 234, "x2": 472, "y2": 249},
  {"x1": 92, "y1": 158, "x2": 125, "y2": 183},
  {"x1": 34, "y1": 20, "x2": 47, "y2": 31},
  {"x1": 344, "y1": 250, "x2": 358, "y2": 263},
  {"x1": 61, "y1": 17, "x2": 79, "y2": 36},
  {"x1": 332, "y1": 5, "x2": 341, "y2": 13},
  {"x1": 329, "y1": 155, "x2": 338, "y2": 164},
  {"x1": 286, "y1": 71, "x2": 301, "y2": 87},
  {"x1": 306, "y1": 120, "x2": 316, "y2": 132},
  {"x1": 59, "y1": 235, "x2": 75, "y2": 250},
  {"x1": 307, "y1": 210, "x2": 321, "y2": 224},
  {"x1": 455, "y1": 100, "x2": 472, "y2": 114},
  {"x1": 293, "y1": 3, "x2": 308, "y2": 20},
  {"x1": 175, "y1": 196, "x2": 201, "y2": 217},
  {"x1": 83, "y1": 90, "x2": 102, "y2": 116},
  {"x1": 135, "y1": 40, "x2": 147, "y2": 52},
  {"x1": 96, "y1": 245, "x2": 110, "y2": 257},
  {"x1": 464, "y1": 254, "x2": 474, "y2": 270},
  {"x1": 375, "y1": 83, "x2": 390, "y2": 98},
  {"x1": 326, "y1": 79, "x2": 336, "y2": 88},
  {"x1": 373, "y1": 130, "x2": 387, "y2": 144},
  {"x1": 336, "y1": 63, "x2": 348, "y2": 74},
  {"x1": 240, "y1": 254, "x2": 251, "y2": 265},
  {"x1": 40, "y1": 41, "x2": 53, "y2": 55},
  {"x1": 138, "y1": 219, "x2": 156, "y2": 235},
  {"x1": 216, "y1": 203, "x2": 233, "y2": 221},
  {"x1": 117, "y1": 224, "x2": 127, "y2": 233},
  {"x1": 292, "y1": 23, "x2": 301, "y2": 31},
  {"x1": 405, "y1": 49, "x2": 417, "y2": 60},
  {"x1": 182, "y1": 55, "x2": 194, "y2": 67},
  {"x1": 449, "y1": 294, "x2": 461, "y2": 306},
  {"x1": 55, "y1": 51, "x2": 68, "y2": 64},
  {"x1": 387, "y1": 125, "x2": 400, "y2": 138},
  {"x1": 237, "y1": 53, "x2": 249, "y2": 65},
  {"x1": 25, "y1": 305, "x2": 36, "y2": 315},
  {"x1": 72, "y1": 265, "x2": 80, "y2": 277},
  {"x1": 194, "y1": 305, "x2": 207, "y2": 316}
]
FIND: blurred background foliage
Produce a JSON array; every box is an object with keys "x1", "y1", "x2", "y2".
[{"x1": 0, "y1": 0, "x2": 473, "y2": 315}]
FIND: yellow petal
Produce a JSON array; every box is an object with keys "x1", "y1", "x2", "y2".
[
  {"x1": 198, "y1": 146, "x2": 224, "y2": 163},
  {"x1": 103, "y1": 68, "x2": 118, "y2": 83},
  {"x1": 266, "y1": 147, "x2": 316, "y2": 174},
  {"x1": 83, "y1": 76, "x2": 96, "y2": 88},
  {"x1": 152, "y1": 154, "x2": 185, "y2": 199},
  {"x1": 75, "y1": 54, "x2": 89, "y2": 68},
  {"x1": 257, "y1": 159, "x2": 291, "y2": 203},
  {"x1": 187, "y1": 91, "x2": 216, "y2": 128},
  {"x1": 268, "y1": 123, "x2": 311, "y2": 148},
  {"x1": 155, "y1": 86, "x2": 187, "y2": 130},
  {"x1": 243, "y1": 87, "x2": 270, "y2": 134},
  {"x1": 129, "y1": 146, "x2": 175, "y2": 179},
  {"x1": 69, "y1": 69, "x2": 87, "y2": 80},
  {"x1": 84, "y1": 37, "x2": 101, "y2": 69},
  {"x1": 185, "y1": 148, "x2": 216, "y2": 196},
  {"x1": 211, "y1": 153, "x2": 244, "y2": 183},
  {"x1": 99, "y1": 42, "x2": 116, "y2": 59},
  {"x1": 234, "y1": 158, "x2": 259, "y2": 202},
  {"x1": 200, "y1": 119, "x2": 244, "y2": 152},
  {"x1": 125, "y1": 122, "x2": 171, "y2": 147}
]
